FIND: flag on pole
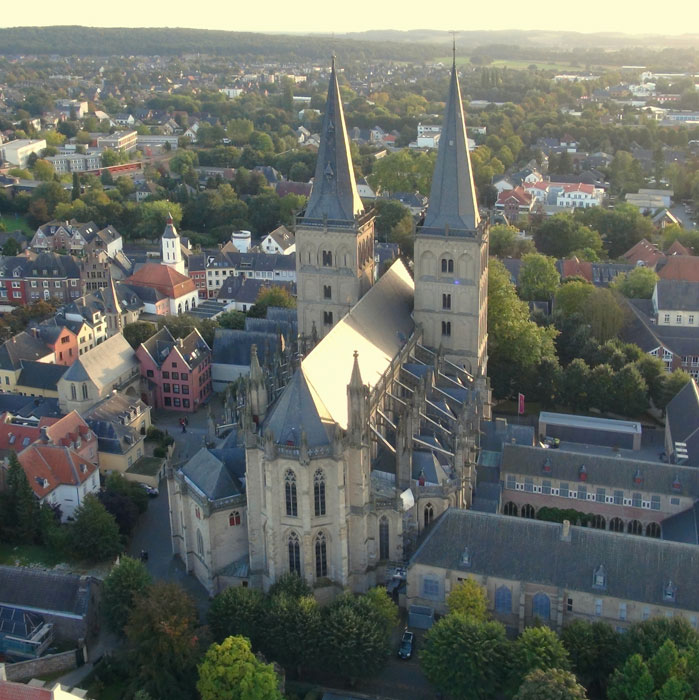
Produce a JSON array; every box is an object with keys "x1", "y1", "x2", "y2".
[{"x1": 518, "y1": 393, "x2": 525, "y2": 415}]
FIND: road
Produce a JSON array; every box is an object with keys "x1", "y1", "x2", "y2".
[{"x1": 669, "y1": 203, "x2": 696, "y2": 230}]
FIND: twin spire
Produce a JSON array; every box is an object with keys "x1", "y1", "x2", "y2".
[{"x1": 302, "y1": 59, "x2": 364, "y2": 224}]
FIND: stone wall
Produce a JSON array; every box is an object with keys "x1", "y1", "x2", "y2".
[{"x1": 2, "y1": 648, "x2": 85, "y2": 682}]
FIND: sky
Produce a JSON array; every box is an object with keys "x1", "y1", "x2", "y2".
[{"x1": 3, "y1": 0, "x2": 698, "y2": 37}]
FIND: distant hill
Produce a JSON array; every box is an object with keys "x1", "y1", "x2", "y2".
[{"x1": 0, "y1": 26, "x2": 442, "y2": 61}]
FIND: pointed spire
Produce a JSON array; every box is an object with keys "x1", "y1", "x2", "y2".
[
  {"x1": 349, "y1": 350, "x2": 363, "y2": 390},
  {"x1": 422, "y1": 60, "x2": 480, "y2": 231},
  {"x1": 302, "y1": 59, "x2": 363, "y2": 224}
]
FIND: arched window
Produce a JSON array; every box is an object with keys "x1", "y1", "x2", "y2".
[
  {"x1": 314, "y1": 469, "x2": 326, "y2": 517},
  {"x1": 285, "y1": 470, "x2": 297, "y2": 517},
  {"x1": 315, "y1": 531, "x2": 327, "y2": 578},
  {"x1": 495, "y1": 585, "x2": 512, "y2": 614},
  {"x1": 424, "y1": 503, "x2": 434, "y2": 528},
  {"x1": 82, "y1": 383, "x2": 88, "y2": 400},
  {"x1": 379, "y1": 516, "x2": 389, "y2": 560},
  {"x1": 196, "y1": 529, "x2": 204, "y2": 558},
  {"x1": 71, "y1": 384, "x2": 77, "y2": 401},
  {"x1": 521, "y1": 504, "x2": 536, "y2": 519},
  {"x1": 503, "y1": 502, "x2": 519, "y2": 517},
  {"x1": 288, "y1": 531, "x2": 301, "y2": 575},
  {"x1": 628, "y1": 520, "x2": 643, "y2": 535},
  {"x1": 441, "y1": 258, "x2": 454, "y2": 274},
  {"x1": 590, "y1": 514, "x2": 606, "y2": 530},
  {"x1": 646, "y1": 522, "x2": 661, "y2": 538},
  {"x1": 229, "y1": 511, "x2": 241, "y2": 527},
  {"x1": 532, "y1": 592, "x2": 551, "y2": 620},
  {"x1": 609, "y1": 517, "x2": 624, "y2": 533}
]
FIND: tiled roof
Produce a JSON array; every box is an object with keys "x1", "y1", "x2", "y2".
[
  {"x1": 658, "y1": 256, "x2": 699, "y2": 283},
  {"x1": 18, "y1": 444, "x2": 97, "y2": 499},
  {"x1": 623, "y1": 239, "x2": 665, "y2": 267},
  {"x1": 125, "y1": 262, "x2": 196, "y2": 296}
]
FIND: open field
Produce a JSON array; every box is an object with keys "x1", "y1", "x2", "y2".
[
  {"x1": 441, "y1": 56, "x2": 611, "y2": 72},
  {"x1": 0, "y1": 214, "x2": 32, "y2": 236}
]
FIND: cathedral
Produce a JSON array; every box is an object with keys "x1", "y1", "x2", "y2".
[{"x1": 168, "y1": 58, "x2": 491, "y2": 596}]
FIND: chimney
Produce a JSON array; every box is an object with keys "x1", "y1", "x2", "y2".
[
  {"x1": 561, "y1": 519, "x2": 571, "y2": 541},
  {"x1": 40, "y1": 425, "x2": 50, "y2": 444}
]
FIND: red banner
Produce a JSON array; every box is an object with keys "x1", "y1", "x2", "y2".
[{"x1": 518, "y1": 393, "x2": 525, "y2": 415}]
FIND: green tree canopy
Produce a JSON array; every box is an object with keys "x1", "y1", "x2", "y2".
[
  {"x1": 611, "y1": 266, "x2": 659, "y2": 299},
  {"x1": 197, "y1": 636, "x2": 283, "y2": 700},
  {"x1": 70, "y1": 494, "x2": 122, "y2": 562},
  {"x1": 489, "y1": 224, "x2": 535, "y2": 258},
  {"x1": 446, "y1": 578, "x2": 488, "y2": 622},
  {"x1": 554, "y1": 280, "x2": 594, "y2": 317},
  {"x1": 248, "y1": 286, "x2": 296, "y2": 318},
  {"x1": 207, "y1": 586, "x2": 267, "y2": 647},
  {"x1": 511, "y1": 627, "x2": 571, "y2": 689},
  {"x1": 607, "y1": 654, "x2": 655, "y2": 700},
  {"x1": 514, "y1": 668, "x2": 588, "y2": 700},
  {"x1": 102, "y1": 556, "x2": 152, "y2": 635},
  {"x1": 533, "y1": 214, "x2": 603, "y2": 259},
  {"x1": 518, "y1": 253, "x2": 561, "y2": 301},
  {"x1": 123, "y1": 321, "x2": 158, "y2": 348}
]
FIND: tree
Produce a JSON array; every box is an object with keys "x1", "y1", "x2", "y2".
[
  {"x1": 421, "y1": 615, "x2": 511, "y2": 700},
  {"x1": 608, "y1": 151, "x2": 645, "y2": 196},
  {"x1": 123, "y1": 321, "x2": 158, "y2": 348},
  {"x1": 98, "y1": 488, "x2": 139, "y2": 536},
  {"x1": 126, "y1": 582, "x2": 201, "y2": 700},
  {"x1": 446, "y1": 579, "x2": 488, "y2": 622},
  {"x1": 33, "y1": 159, "x2": 54, "y2": 182},
  {"x1": 227, "y1": 118, "x2": 254, "y2": 146},
  {"x1": 70, "y1": 494, "x2": 122, "y2": 562},
  {"x1": 169, "y1": 149, "x2": 199, "y2": 176},
  {"x1": 247, "y1": 193, "x2": 281, "y2": 235},
  {"x1": 610, "y1": 364, "x2": 649, "y2": 416},
  {"x1": 554, "y1": 281, "x2": 594, "y2": 317},
  {"x1": 2, "y1": 453, "x2": 40, "y2": 544},
  {"x1": 489, "y1": 224, "x2": 534, "y2": 258},
  {"x1": 622, "y1": 618, "x2": 699, "y2": 662},
  {"x1": 611, "y1": 267, "x2": 659, "y2": 299},
  {"x1": 207, "y1": 586, "x2": 267, "y2": 648},
  {"x1": 368, "y1": 149, "x2": 436, "y2": 194},
  {"x1": 1, "y1": 237, "x2": 20, "y2": 256},
  {"x1": 364, "y1": 586, "x2": 399, "y2": 637},
  {"x1": 248, "y1": 286, "x2": 296, "y2": 318},
  {"x1": 514, "y1": 668, "x2": 588, "y2": 700},
  {"x1": 659, "y1": 371, "x2": 693, "y2": 411},
  {"x1": 518, "y1": 253, "x2": 560, "y2": 301},
  {"x1": 138, "y1": 201, "x2": 183, "y2": 240},
  {"x1": 577, "y1": 204, "x2": 654, "y2": 260},
  {"x1": 584, "y1": 288, "x2": 625, "y2": 343},
  {"x1": 534, "y1": 214, "x2": 603, "y2": 259},
  {"x1": 102, "y1": 556, "x2": 152, "y2": 634},
  {"x1": 197, "y1": 636, "x2": 283, "y2": 700},
  {"x1": 217, "y1": 310, "x2": 245, "y2": 330},
  {"x1": 511, "y1": 627, "x2": 570, "y2": 689},
  {"x1": 560, "y1": 620, "x2": 621, "y2": 694},
  {"x1": 635, "y1": 355, "x2": 667, "y2": 407},
  {"x1": 561, "y1": 358, "x2": 592, "y2": 410},
  {"x1": 607, "y1": 654, "x2": 655, "y2": 700}
]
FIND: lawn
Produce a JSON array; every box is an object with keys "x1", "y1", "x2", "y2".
[
  {"x1": 0, "y1": 214, "x2": 33, "y2": 236},
  {"x1": 127, "y1": 456, "x2": 164, "y2": 476},
  {"x1": 0, "y1": 542, "x2": 66, "y2": 567}
]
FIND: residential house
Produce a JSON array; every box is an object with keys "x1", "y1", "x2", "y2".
[
  {"x1": 0, "y1": 680, "x2": 90, "y2": 699},
  {"x1": 85, "y1": 392, "x2": 150, "y2": 475},
  {"x1": 205, "y1": 252, "x2": 296, "y2": 299},
  {"x1": 652, "y1": 279, "x2": 699, "y2": 327},
  {"x1": 495, "y1": 187, "x2": 534, "y2": 222},
  {"x1": 31, "y1": 324, "x2": 78, "y2": 366},
  {"x1": 30, "y1": 221, "x2": 94, "y2": 254},
  {"x1": 137, "y1": 327, "x2": 212, "y2": 412},
  {"x1": 664, "y1": 379, "x2": 699, "y2": 467},
  {"x1": 407, "y1": 509, "x2": 699, "y2": 633},
  {"x1": 623, "y1": 239, "x2": 666, "y2": 268},
  {"x1": 260, "y1": 226, "x2": 295, "y2": 255},
  {"x1": 14, "y1": 361, "x2": 68, "y2": 398},
  {"x1": 124, "y1": 263, "x2": 198, "y2": 315},
  {"x1": 57, "y1": 333, "x2": 140, "y2": 414},
  {"x1": 657, "y1": 257, "x2": 699, "y2": 283},
  {"x1": 18, "y1": 444, "x2": 99, "y2": 521},
  {"x1": 21, "y1": 253, "x2": 82, "y2": 305},
  {"x1": 187, "y1": 254, "x2": 207, "y2": 299},
  {"x1": 0, "y1": 254, "x2": 31, "y2": 305},
  {"x1": 0, "y1": 332, "x2": 54, "y2": 393},
  {"x1": 556, "y1": 183, "x2": 603, "y2": 209}
]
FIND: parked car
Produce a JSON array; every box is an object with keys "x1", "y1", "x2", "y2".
[
  {"x1": 398, "y1": 629, "x2": 415, "y2": 660},
  {"x1": 138, "y1": 483, "x2": 159, "y2": 497},
  {"x1": 540, "y1": 436, "x2": 560, "y2": 449}
]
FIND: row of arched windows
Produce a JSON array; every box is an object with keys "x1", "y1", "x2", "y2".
[
  {"x1": 503, "y1": 502, "x2": 662, "y2": 537},
  {"x1": 287, "y1": 530, "x2": 328, "y2": 578},
  {"x1": 285, "y1": 469, "x2": 326, "y2": 518}
]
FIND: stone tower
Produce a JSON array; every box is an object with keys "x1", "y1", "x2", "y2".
[
  {"x1": 296, "y1": 58, "x2": 375, "y2": 341},
  {"x1": 413, "y1": 57, "x2": 489, "y2": 375},
  {"x1": 161, "y1": 213, "x2": 185, "y2": 275}
]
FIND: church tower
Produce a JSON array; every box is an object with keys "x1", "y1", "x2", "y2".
[
  {"x1": 413, "y1": 56, "x2": 489, "y2": 374},
  {"x1": 161, "y1": 213, "x2": 185, "y2": 275},
  {"x1": 296, "y1": 59, "x2": 375, "y2": 341}
]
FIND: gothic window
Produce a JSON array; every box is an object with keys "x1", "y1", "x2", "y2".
[
  {"x1": 441, "y1": 258, "x2": 454, "y2": 274},
  {"x1": 285, "y1": 470, "x2": 298, "y2": 517},
  {"x1": 314, "y1": 469, "x2": 326, "y2": 517},
  {"x1": 590, "y1": 514, "x2": 606, "y2": 530},
  {"x1": 609, "y1": 517, "x2": 624, "y2": 532},
  {"x1": 424, "y1": 503, "x2": 434, "y2": 528},
  {"x1": 441, "y1": 321, "x2": 451, "y2": 337},
  {"x1": 71, "y1": 384, "x2": 77, "y2": 401},
  {"x1": 503, "y1": 502, "x2": 518, "y2": 516},
  {"x1": 532, "y1": 592, "x2": 551, "y2": 620},
  {"x1": 495, "y1": 585, "x2": 512, "y2": 614},
  {"x1": 229, "y1": 511, "x2": 241, "y2": 527},
  {"x1": 628, "y1": 520, "x2": 643, "y2": 535},
  {"x1": 288, "y1": 531, "x2": 301, "y2": 575},
  {"x1": 196, "y1": 529, "x2": 204, "y2": 558},
  {"x1": 323, "y1": 285, "x2": 332, "y2": 299},
  {"x1": 442, "y1": 293, "x2": 451, "y2": 310},
  {"x1": 323, "y1": 311, "x2": 333, "y2": 326},
  {"x1": 521, "y1": 504, "x2": 536, "y2": 519},
  {"x1": 82, "y1": 383, "x2": 88, "y2": 400},
  {"x1": 646, "y1": 522, "x2": 661, "y2": 538},
  {"x1": 322, "y1": 250, "x2": 333, "y2": 267},
  {"x1": 379, "y1": 516, "x2": 389, "y2": 560},
  {"x1": 315, "y1": 531, "x2": 327, "y2": 578}
]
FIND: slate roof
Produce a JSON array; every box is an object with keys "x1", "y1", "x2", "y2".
[
  {"x1": 60, "y1": 334, "x2": 137, "y2": 390},
  {"x1": 665, "y1": 379, "x2": 699, "y2": 466},
  {"x1": 140, "y1": 326, "x2": 210, "y2": 370},
  {"x1": 23, "y1": 252, "x2": 80, "y2": 279},
  {"x1": 302, "y1": 60, "x2": 364, "y2": 224},
  {"x1": 662, "y1": 502, "x2": 699, "y2": 545},
  {"x1": 85, "y1": 393, "x2": 147, "y2": 455},
  {"x1": 179, "y1": 446, "x2": 246, "y2": 501},
  {"x1": 501, "y1": 443, "x2": 699, "y2": 497},
  {"x1": 623, "y1": 298, "x2": 699, "y2": 357},
  {"x1": 0, "y1": 565, "x2": 93, "y2": 618},
  {"x1": 410, "y1": 508, "x2": 699, "y2": 611},
  {"x1": 422, "y1": 60, "x2": 480, "y2": 233},
  {"x1": 212, "y1": 329, "x2": 280, "y2": 367},
  {"x1": 658, "y1": 256, "x2": 699, "y2": 283},
  {"x1": 655, "y1": 279, "x2": 699, "y2": 312},
  {"x1": 0, "y1": 396, "x2": 61, "y2": 419},
  {"x1": 0, "y1": 332, "x2": 52, "y2": 370},
  {"x1": 16, "y1": 360, "x2": 68, "y2": 391}
]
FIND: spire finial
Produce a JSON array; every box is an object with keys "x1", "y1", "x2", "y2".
[
  {"x1": 331, "y1": 54, "x2": 336, "y2": 72},
  {"x1": 451, "y1": 31, "x2": 456, "y2": 67}
]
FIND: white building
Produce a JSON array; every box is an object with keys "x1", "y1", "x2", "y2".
[
  {"x1": 556, "y1": 183, "x2": 603, "y2": 208},
  {"x1": 161, "y1": 214, "x2": 185, "y2": 275},
  {"x1": 260, "y1": 226, "x2": 295, "y2": 255},
  {"x1": 1, "y1": 139, "x2": 47, "y2": 168},
  {"x1": 46, "y1": 152, "x2": 102, "y2": 174}
]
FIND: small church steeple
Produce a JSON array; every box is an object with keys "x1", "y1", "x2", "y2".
[
  {"x1": 422, "y1": 57, "x2": 480, "y2": 232},
  {"x1": 161, "y1": 212, "x2": 185, "y2": 275},
  {"x1": 302, "y1": 59, "x2": 364, "y2": 224}
]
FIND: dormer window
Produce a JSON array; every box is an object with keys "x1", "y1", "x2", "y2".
[
  {"x1": 671, "y1": 476, "x2": 682, "y2": 492},
  {"x1": 460, "y1": 547, "x2": 471, "y2": 568},
  {"x1": 80, "y1": 464, "x2": 87, "y2": 473},
  {"x1": 633, "y1": 469, "x2": 643, "y2": 486},
  {"x1": 579, "y1": 465, "x2": 587, "y2": 482},
  {"x1": 663, "y1": 581, "x2": 677, "y2": 603},
  {"x1": 592, "y1": 564, "x2": 607, "y2": 590},
  {"x1": 542, "y1": 458, "x2": 552, "y2": 473}
]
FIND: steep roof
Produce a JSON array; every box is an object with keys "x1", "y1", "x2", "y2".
[
  {"x1": 623, "y1": 239, "x2": 665, "y2": 267},
  {"x1": 18, "y1": 444, "x2": 97, "y2": 499},
  {"x1": 125, "y1": 262, "x2": 196, "y2": 297},
  {"x1": 180, "y1": 447, "x2": 245, "y2": 501},
  {"x1": 0, "y1": 332, "x2": 52, "y2": 370},
  {"x1": 665, "y1": 379, "x2": 699, "y2": 466},
  {"x1": 60, "y1": 334, "x2": 137, "y2": 390},
  {"x1": 16, "y1": 360, "x2": 68, "y2": 391},
  {"x1": 410, "y1": 508, "x2": 699, "y2": 612},
  {"x1": 301, "y1": 59, "x2": 363, "y2": 224},
  {"x1": 422, "y1": 60, "x2": 480, "y2": 232},
  {"x1": 658, "y1": 256, "x2": 699, "y2": 283},
  {"x1": 655, "y1": 279, "x2": 699, "y2": 311}
]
